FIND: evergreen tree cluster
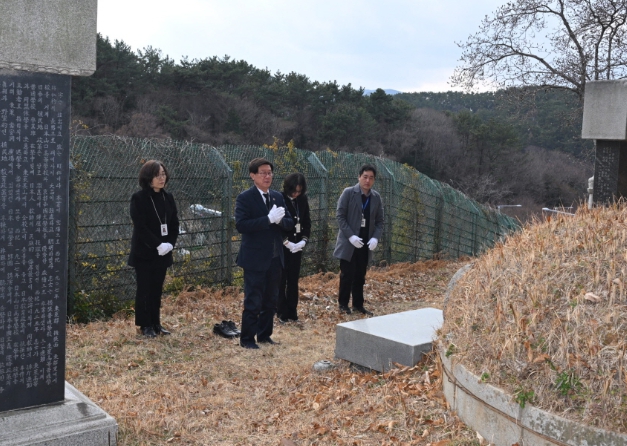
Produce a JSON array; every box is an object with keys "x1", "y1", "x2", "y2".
[{"x1": 71, "y1": 34, "x2": 593, "y2": 214}]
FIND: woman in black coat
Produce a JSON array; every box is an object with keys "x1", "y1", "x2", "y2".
[
  {"x1": 128, "y1": 160, "x2": 179, "y2": 338},
  {"x1": 277, "y1": 173, "x2": 311, "y2": 322}
]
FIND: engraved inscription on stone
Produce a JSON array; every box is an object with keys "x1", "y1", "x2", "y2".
[
  {"x1": 0, "y1": 71, "x2": 69, "y2": 412},
  {"x1": 593, "y1": 141, "x2": 622, "y2": 204}
]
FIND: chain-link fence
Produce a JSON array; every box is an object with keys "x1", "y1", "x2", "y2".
[{"x1": 69, "y1": 136, "x2": 518, "y2": 311}]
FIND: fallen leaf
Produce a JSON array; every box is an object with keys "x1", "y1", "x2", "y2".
[
  {"x1": 584, "y1": 292, "x2": 601, "y2": 303},
  {"x1": 532, "y1": 354, "x2": 550, "y2": 363}
]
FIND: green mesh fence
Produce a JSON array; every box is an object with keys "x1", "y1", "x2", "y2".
[
  {"x1": 69, "y1": 136, "x2": 233, "y2": 307},
  {"x1": 69, "y1": 136, "x2": 519, "y2": 308}
]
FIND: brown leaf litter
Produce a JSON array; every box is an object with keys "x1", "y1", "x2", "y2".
[{"x1": 67, "y1": 259, "x2": 481, "y2": 445}]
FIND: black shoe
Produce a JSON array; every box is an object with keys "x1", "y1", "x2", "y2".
[
  {"x1": 352, "y1": 306, "x2": 373, "y2": 316},
  {"x1": 258, "y1": 337, "x2": 280, "y2": 345},
  {"x1": 154, "y1": 324, "x2": 171, "y2": 335},
  {"x1": 223, "y1": 320, "x2": 241, "y2": 336},
  {"x1": 338, "y1": 305, "x2": 352, "y2": 314},
  {"x1": 240, "y1": 341, "x2": 260, "y2": 349},
  {"x1": 214, "y1": 322, "x2": 238, "y2": 338},
  {"x1": 141, "y1": 326, "x2": 157, "y2": 338},
  {"x1": 277, "y1": 314, "x2": 290, "y2": 323}
]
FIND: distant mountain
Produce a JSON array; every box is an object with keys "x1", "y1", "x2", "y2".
[{"x1": 363, "y1": 89, "x2": 402, "y2": 96}]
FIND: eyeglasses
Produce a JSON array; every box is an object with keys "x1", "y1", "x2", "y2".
[
  {"x1": 155, "y1": 173, "x2": 167, "y2": 178},
  {"x1": 256, "y1": 171, "x2": 273, "y2": 177}
]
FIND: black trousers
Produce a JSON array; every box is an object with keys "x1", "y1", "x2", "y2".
[
  {"x1": 134, "y1": 259, "x2": 168, "y2": 327},
  {"x1": 338, "y1": 246, "x2": 369, "y2": 308},
  {"x1": 241, "y1": 256, "x2": 282, "y2": 344},
  {"x1": 277, "y1": 248, "x2": 302, "y2": 319}
]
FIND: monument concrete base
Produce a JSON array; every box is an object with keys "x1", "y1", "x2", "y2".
[
  {"x1": 335, "y1": 307, "x2": 443, "y2": 372},
  {"x1": 0, "y1": 381, "x2": 118, "y2": 446}
]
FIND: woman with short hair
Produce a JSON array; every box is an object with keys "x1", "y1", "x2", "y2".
[{"x1": 128, "y1": 160, "x2": 179, "y2": 338}]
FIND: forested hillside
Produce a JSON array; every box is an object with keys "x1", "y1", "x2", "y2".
[
  {"x1": 71, "y1": 34, "x2": 592, "y2": 213},
  {"x1": 396, "y1": 90, "x2": 591, "y2": 157}
]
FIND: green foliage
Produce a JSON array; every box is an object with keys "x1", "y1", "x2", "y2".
[
  {"x1": 70, "y1": 290, "x2": 132, "y2": 323},
  {"x1": 396, "y1": 89, "x2": 592, "y2": 158},
  {"x1": 71, "y1": 35, "x2": 411, "y2": 153},
  {"x1": 156, "y1": 105, "x2": 187, "y2": 139},
  {"x1": 319, "y1": 103, "x2": 377, "y2": 148},
  {"x1": 514, "y1": 387, "x2": 535, "y2": 408},
  {"x1": 445, "y1": 344, "x2": 457, "y2": 358},
  {"x1": 555, "y1": 370, "x2": 583, "y2": 397},
  {"x1": 70, "y1": 34, "x2": 591, "y2": 210}
]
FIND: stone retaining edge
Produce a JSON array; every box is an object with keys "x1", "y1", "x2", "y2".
[{"x1": 439, "y1": 345, "x2": 627, "y2": 446}]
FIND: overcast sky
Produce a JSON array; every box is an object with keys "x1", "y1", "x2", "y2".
[{"x1": 98, "y1": 0, "x2": 505, "y2": 93}]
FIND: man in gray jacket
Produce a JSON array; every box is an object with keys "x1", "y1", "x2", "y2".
[{"x1": 333, "y1": 164, "x2": 384, "y2": 315}]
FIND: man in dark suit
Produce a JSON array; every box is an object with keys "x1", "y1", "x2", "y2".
[{"x1": 235, "y1": 158, "x2": 294, "y2": 349}]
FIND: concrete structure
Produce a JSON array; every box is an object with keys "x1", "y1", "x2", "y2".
[
  {"x1": 0, "y1": 1, "x2": 117, "y2": 444},
  {"x1": 335, "y1": 307, "x2": 443, "y2": 372},
  {"x1": 582, "y1": 80, "x2": 627, "y2": 141},
  {"x1": 0, "y1": 0, "x2": 97, "y2": 76},
  {"x1": 582, "y1": 80, "x2": 627, "y2": 203},
  {"x1": 440, "y1": 346, "x2": 627, "y2": 446},
  {"x1": 0, "y1": 382, "x2": 117, "y2": 446}
]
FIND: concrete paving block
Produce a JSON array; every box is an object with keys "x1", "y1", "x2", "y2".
[
  {"x1": 335, "y1": 308, "x2": 443, "y2": 372},
  {"x1": 0, "y1": 381, "x2": 118, "y2": 446}
]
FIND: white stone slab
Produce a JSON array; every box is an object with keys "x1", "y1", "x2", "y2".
[
  {"x1": 335, "y1": 308, "x2": 443, "y2": 372},
  {"x1": 0, "y1": 381, "x2": 118, "y2": 446}
]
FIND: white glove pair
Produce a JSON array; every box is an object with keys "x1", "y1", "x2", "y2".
[
  {"x1": 157, "y1": 242, "x2": 173, "y2": 256},
  {"x1": 348, "y1": 236, "x2": 378, "y2": 251},
  {"x1": 268, "y1": 204, "x2": 285, "y2": 224},
  {"x1": 285, "y1": 240, "x2": 306, "y2": 253}
]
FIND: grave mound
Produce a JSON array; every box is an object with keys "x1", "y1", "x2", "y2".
[{"x1": 441, "y1": 204, "x2": 627, "y2": 434}]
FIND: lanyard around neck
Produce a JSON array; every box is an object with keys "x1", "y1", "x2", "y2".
[
  {"x1": 150, "y1": 193, "x2": 166, "y2": 225},
  {"x1": 362, "y1": 196, "x2": 370, "y2": 212}
]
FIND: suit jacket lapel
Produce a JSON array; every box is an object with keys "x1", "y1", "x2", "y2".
[{"x1": 250, "y1": 186, "x2": 267, "y2": 214}]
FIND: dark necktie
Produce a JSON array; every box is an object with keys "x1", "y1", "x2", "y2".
[{"x1": 263, "y1": 193, "x2": 271, "y2": 211}]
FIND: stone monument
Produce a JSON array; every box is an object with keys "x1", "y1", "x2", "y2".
[
  {"x1": 0, "y1": 1, "x2": 118, "y2": 444},
  {"x1": 582, "y1": 80, "x2": 627, "y2": 203}
]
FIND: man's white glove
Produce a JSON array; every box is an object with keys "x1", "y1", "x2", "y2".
[
  {"x1": 268, "y1": 204, "x2": 285, "y2": 224},
  {"x1": 289, "y1": 240, "x2": 306, "y2": 253},
  {"x1": 157, "y1": 242, "x2": 173, "y2": 256},
  {"x1": 284, "y1": 241, "x2": 297, "y2": 252},
  {"x1": 349, "y1": 235, "x2": 364, "y2": 248},
  {"x1": 367, "y1": 238, "x2": 378, "y2": 251}
]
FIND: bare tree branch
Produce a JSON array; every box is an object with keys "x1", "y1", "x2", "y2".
[{"x1": 451, "y1": 0, "x2": 627, "y2": 99}]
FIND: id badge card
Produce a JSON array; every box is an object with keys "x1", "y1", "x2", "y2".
[
  {"x1": 161, "y1": 224, "x2": 168, "y2": 236},
  {"x1": 361, "y1": 215, "x2": 366, "y2": 228},
  {"x1": 295, "y1": 223, "x2": 301, "y2": 233}
]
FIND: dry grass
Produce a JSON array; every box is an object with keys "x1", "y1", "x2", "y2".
[
  {"x1": 67, "y1": 259, "x2": 479, "y2": 446},
  {"x1": 442, "y1": 204, "x2": 627, "y2": 433}
]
